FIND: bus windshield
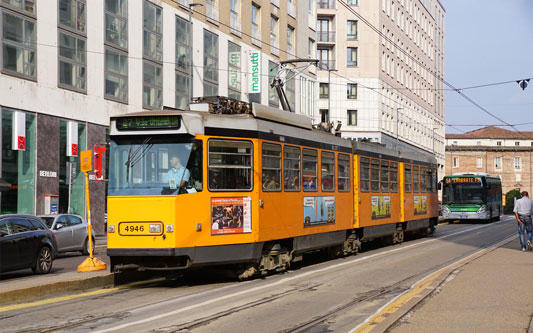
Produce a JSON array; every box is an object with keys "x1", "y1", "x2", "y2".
[
  {"x1": 108, "y1": 137, "x2": 203, "y2": 196},
  {"x1": 442, "y1": 181, "x2": 485, "y2": 205}
]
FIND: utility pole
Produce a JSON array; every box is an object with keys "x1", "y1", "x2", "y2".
[{"x1": 188, "y1": 3, "x2": 203, "y2": 107}]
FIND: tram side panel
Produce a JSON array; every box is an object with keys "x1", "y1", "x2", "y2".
[{"x1": 402, "y1": 163, "x2": 438, "y2": 231}]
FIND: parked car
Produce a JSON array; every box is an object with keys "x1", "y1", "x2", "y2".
[
  {"x1": 0, "y1": 215, "x2": 58, "y2": 274},
  {"x1": 38, "y1": 214, "x2": 94, "y2": 255}
]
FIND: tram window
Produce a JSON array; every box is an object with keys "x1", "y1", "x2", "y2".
[
  {"x1": 360, "y1": 157, "x2": 370, "y2": 192},
  {"x1": 420, "y1": 167, "x2": 427, "y2": 193},
  {"x1": 431, "y1": 168, "x2": 437, "y2": 192},
  {"x1": 390, "y1": 162, "x2": 398, "y2": 193},
  {"x1": 413, "y1": 165, "x2": 420, "y2": 193},
  {"x1": 321, "y1": 151, "x2": 335, "y2": 192},
  {"x1": 371, "y1": 159, "x2": 380, "y2": 192},
  {"x1": 262, "y1": 143, "x2": 281, "y2": 191},
  {"x1": 381, "y1": 161, "x2": 390, "y2": 192},
  {"x1": 284, "y1": 146, "x2": 301, "y2": 191},
  {"x1": 302, "y1": 149, "x2": 317, "y2": 191},
  {"x1": 338, "y1": 154, "x2": 350, "y2": 192},
  {"x1": 427, "y1": 168, "x2": 433, "y2": 192},
  {"x1": 404, "y1": 164, "x2": 412, "y2": 193},
  {"x1": 208, "y1": 140, "x2": 253, "y2": 191}
]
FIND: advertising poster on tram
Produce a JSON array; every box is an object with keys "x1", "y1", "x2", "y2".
[
  {"x1": 414, "y1": 195, "x2": 427, "y2": 215},
  {"x1": 211, "y1": 197, "x2": 251, "y2": 235},
  {"x1": 371, "y1": 195, "x2": 391, "y2": 219},
  {"x1": 303, "y1": 196, "x2": 335, "y2": 226}
]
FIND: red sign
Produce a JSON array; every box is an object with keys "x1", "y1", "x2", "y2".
[
  {"x1": 71, "y1": 144, "x2": 78, "y2": 156},
  {"x1": 17, "y1": 136, "x2": 25, "y2": 150}
]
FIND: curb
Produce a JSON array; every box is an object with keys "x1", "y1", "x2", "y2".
[{"x1": 0, "y1": 274, "x2": 115, "y2": 307}]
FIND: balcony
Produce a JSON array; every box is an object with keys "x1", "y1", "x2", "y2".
[
  {"x1": 252, "y1": 24, "x2": 261, "y2": 47},
  {"x1": 270, "y1": 35, "x2": 280, "y2": 56},
  {"x1": 230, "y1": 11, "x2": 241, "y2": 37},
  {"x1": 317, "y1": 60, "x2": 336, "y2": 70},
  {"x1": 317, "y1": 0, "x2": 335, "y2": 9},
  {"x1": 206, "y1": 2, "x2": 219, "y2": 25},
  {"x1": 317, "y1": 31, "x2": 336, "y2": 43},
  {"x1": 288, "y1": 1, "x2": 296, "y2": 18}
]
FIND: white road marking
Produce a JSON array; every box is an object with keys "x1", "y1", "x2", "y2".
[{"x1": 94, "y1": 218, "x2": 513, "y2": 333}]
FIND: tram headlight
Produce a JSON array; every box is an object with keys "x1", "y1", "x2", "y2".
[
  {"x1": 442, "y1": 206, "x2": 450, "y2": 215},
  {"x1": 150, "y1": 224, "x2": 162, "y2": 233},
  {"x1": 108, "y1": 225, "x2": 115, "y2": 233},
  {"x1": 477, "y1": 205, "x2": 487, "y2": 213},
  {"x1": 166, "y1": 224, "x2": 174, "y2": 233}
]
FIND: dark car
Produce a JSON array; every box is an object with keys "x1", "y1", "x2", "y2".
[{"x1": 0, "y1": 215, "x2": 58, "y2": 274}]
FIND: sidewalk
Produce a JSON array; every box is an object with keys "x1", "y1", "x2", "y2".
[
  {"x1": 392, "y1": 238, "x2": 533, "y2": 332},
  {"x1": 0, "y1": 236, "x2": 113, "y2": 306}
]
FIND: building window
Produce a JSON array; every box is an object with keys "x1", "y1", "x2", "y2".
[
  {"x1": 452, "y1": 157, "x2": 459, "y2": 168},
  {"x1": 347, "y1": 47, "x2": 357, "y2": 66},
  {"x1": 347, "y1": 83, "x2": 357, "y2": 99},
  {"x1": 515, "y1": 141, "x2": 520, "y2": 146},
  {"x1": 270, "y1": 15, "x2": 279, "y2": 55},
  {"x1": 287, "y1": 25, "x2": 295, "y2": 54},
  {"x1": 308, "y1": 38, "x2": 314, "y2": 58},
  {"x1": 104, "y1": 47, "x2": 128, "y2": 103},
  {"x1": 347, "y1": 20, "x2": 358, "y2": 40},
  {"x1": 58, "y1": 0, "x2": 86, "y2": 34},
  {"x1": 268, "y1": 61, "x2": 279, "y2": 107},
  {"x1": 143, "y1": 61, "x2": 162, "y2": 109},
  {"x1": 319, "y1": 83, "x2": 329, "y2": 99},
  {"x1": 347, "y1": 110, "x2": 357, "y2": 125},
  {"x1": 203, "y1": 30, "x2": 218, "y2": 97},
  {"x1": 2, "y1": 0, "x2": 35, "y2": 14},
  {"x1": 347, "y1": 0, "x2": 358, "y2": 5},
  {"x1": 317, "y1": 48, "x2": 331, "y2": 70},
  {"x1": 286, "y1": 69, "x2": 296, "y2": 111},
  {"x1": 514, "y1": 157, "x2": 521, "y2": 170},
  {"x1": 320, "y1": 109, "x2": 329, "y2": 123},
  {"x1": 143, "y1": 1, "x2": 162, "y2": 109},
  {"x1": 494, "y1": 157, "x2": 502, "y2": 169},
  {"x1": 251, "y1": 3, "x2": 260, "y2": 46},
  {"x1": 58, "y1": 31, "x2": 86, "y2": 92},
  {"x1": 496, "y1": 141, "x2": 502, "y2": 146},
  {"x1": 1, "y1": 9, "x2": 36, "y2": 79},
  {"x1": 476, "y1": 157, "x2": 482, "y2": 169},
  {"x1": 105, "y1": 0, "x2": 128, "y2": 49},
  {"x1": 175, "y1": 72, "x2": 189, "y2": 110},
  {"x1": 516, "y1": 174, "x2": 521, "y2": 182},
  {"x1": 176, "y1": 16, "x2": 190, "y2": 109},
  {"x1": 228, "y1": 42, "x2": 241, "y2": 100}
]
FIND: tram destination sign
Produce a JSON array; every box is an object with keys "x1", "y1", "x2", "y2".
[
  {"x1": 445, "y1": 177, "x2": 481, "y2": 184},
  {"x1": 116, "y1": 116, "x2": 181, "y2": 131}
]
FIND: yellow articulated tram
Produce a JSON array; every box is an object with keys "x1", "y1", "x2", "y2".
[{"x1": 106, "y1": 102, "x2": 438, "y2": 278}]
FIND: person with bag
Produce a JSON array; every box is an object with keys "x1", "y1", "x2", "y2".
[{"x1": 513, "y1": 191, "x2": 533, "y2": 252}]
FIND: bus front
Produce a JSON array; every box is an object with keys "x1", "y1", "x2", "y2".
[
  {"x1": 441, "y1": 175, "x2": 490, "y2": 220},
  {"x1": 106, "y1": 112, "x2": 205, "y2": 272}
]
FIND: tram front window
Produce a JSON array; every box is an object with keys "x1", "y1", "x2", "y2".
[
  {"x1": 108, "y1": 137, "x2": 203, "y2": 196},
  {"x1": 443, "y1": 182, "x2": 484, "y2": 205}
]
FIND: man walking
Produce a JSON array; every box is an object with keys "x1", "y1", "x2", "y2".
[{"x1": 513, "y1": 191, "x2": 533, "y2": 252}]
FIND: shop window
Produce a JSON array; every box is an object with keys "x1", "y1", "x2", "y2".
[
  {"x1": 360, "y1": 157, "x2": 370, "y2": 192},
  {"x1": 0, "y1": 109, "x2": 35, "y2": 214},
  {"x1": 208, "y1": 140, "x2": 252, "y2": 191},
  {"x1": 371, "y1": 158, "x2": 380, "y2": 192},
  {"x1": 321, "y1": 151, "x2": 335, "y2": 191},
  {"x1": 284, "y1": 146, "x2": 300, "y2": 191},
  {"x1": 302, "y1": 148, "x2": 317, "y2": 191},
  {"x1": 413, "y1": 165, "x2": 420, "y2": 193},
  {"x1": 404, "y1": 164, "x2": 412, "y2": 193},
  {"x1": 381, "y1": 160, "x2": 389, "y2": 192},
  {"x1": 338, "y1": 153, "x2": 350, "y2": 192},
  {"x1": 262, "y1": 143, "x2": 281, "y2": 191},
  {"x1": 390, "y1": 162, "x2": 398, "y2": 193}
]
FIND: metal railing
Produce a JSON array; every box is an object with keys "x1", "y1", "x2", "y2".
[
  {"x1": 317, "y1": 60, "x2": 336, "y2": 70},
  {"x1": 317, "y1": 31, "x2": 335, "y2": 43},
  {"x1": 317, "y1": 0, "x2": 335, "y2": 9},
  {"x1": 206, "y1": 2, "x2": 219, "y2": 24},
  {"x1": 230, "y1": 11, "x2": 241, "y2": 37}
]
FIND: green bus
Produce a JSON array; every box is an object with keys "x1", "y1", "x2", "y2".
[{"x1": 441, "y1": 173, "x2": 502, "y2": 222}]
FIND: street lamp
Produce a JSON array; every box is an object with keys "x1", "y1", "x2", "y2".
[{"x1": 188, "y1": 3, "x2": 203, "y2": 107}]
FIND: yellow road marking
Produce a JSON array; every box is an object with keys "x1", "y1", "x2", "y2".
[
  {"x1": 0, "y1": 277, "x2": 165, "y2": 313},
  {"x1": 353, "y1": 234, "x2": 517, "y2": 333}
]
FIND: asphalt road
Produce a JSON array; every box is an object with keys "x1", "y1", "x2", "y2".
[{"x1": 0, "y1": 216, "x2": 517, "y2": 333}]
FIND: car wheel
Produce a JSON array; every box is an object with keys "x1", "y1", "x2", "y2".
[
  {"x1": 33, "y1": 246, "x2": 53, "y2": 274},
  {"x1": 81, "y1": 237, "x2": 95, "y2": 255}
]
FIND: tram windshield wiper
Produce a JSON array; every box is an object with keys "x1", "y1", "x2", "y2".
[{"x1": 124, "y1": 137, "x2": 153, "y2": 184}]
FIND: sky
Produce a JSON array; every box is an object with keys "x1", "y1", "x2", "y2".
[{"x1": 443, "y1": 0, "x2": 533, "y2": 134}]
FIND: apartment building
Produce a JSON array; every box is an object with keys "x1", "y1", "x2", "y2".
[
  {"x1": 315, "y1": 0, "x2": 445, "y2": 172},
  {"x1": 446, "y1": 126, "x2": 533, "y2": 196},
  {"x1": 0, "y1": 0, "x2": 316, "y2": 233}
]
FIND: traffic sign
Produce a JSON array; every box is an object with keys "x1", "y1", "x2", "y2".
[{"x1": 80, "y1": 150, "x2": 92, "y2": 172}]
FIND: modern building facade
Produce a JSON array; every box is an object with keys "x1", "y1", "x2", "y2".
[
  {"x1": 315, "y1": 0, "x2": 445, "y2": 173},
  {"x1": 445, "y1": 126, "x2": 533, "y2": 196},
  {"x1": 0, "y1": 0, "x2": 316, "y2": 234}
]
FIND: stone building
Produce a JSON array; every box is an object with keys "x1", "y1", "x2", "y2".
[{"x1": 446, "y1": 126, "x2": 533, "y2": 196}]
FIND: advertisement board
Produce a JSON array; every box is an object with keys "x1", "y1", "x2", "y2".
[
  {"x1": 371, "y1": 195, "x2": 391, "y2": 219},
  {"x1": 248, "y1": 51, "x2": 261, "y2": 93},
  {"x1": 414, "y1": 195, "x2": 427, "y2": 215},
  {"x1": 211, "y1": 197, "x2": 251, "y2": 235},
  {"x1": 303, "y1": 196, "x2": 335, "y2": 226}
]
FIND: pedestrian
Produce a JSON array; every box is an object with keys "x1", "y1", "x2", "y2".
[{"x1": 513, "y1": 191, "x2": 533, "y2": 252}]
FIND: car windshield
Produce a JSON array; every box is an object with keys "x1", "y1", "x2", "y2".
[
  {"x1": 39, "y1": 217, "x2": 55, "y2": 228},
  {"x1": 108, "y1": 136, "x2": 203, "y2": 196},
  {"x1": 443, "y1": 182, "x2": 485, "y2": 205}
]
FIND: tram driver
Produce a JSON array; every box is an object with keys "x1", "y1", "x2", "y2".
[{"x1": 166, "y1": 153, "x2": 190, "y2": 191}]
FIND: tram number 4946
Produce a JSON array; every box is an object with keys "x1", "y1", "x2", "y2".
[{"x1": 124, "y1": 225, "x2": 144, "y2": 232}]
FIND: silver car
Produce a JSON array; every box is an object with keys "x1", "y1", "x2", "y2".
[{"x1": 38, "y1": 214, "x2": 94, "y2": 255}]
